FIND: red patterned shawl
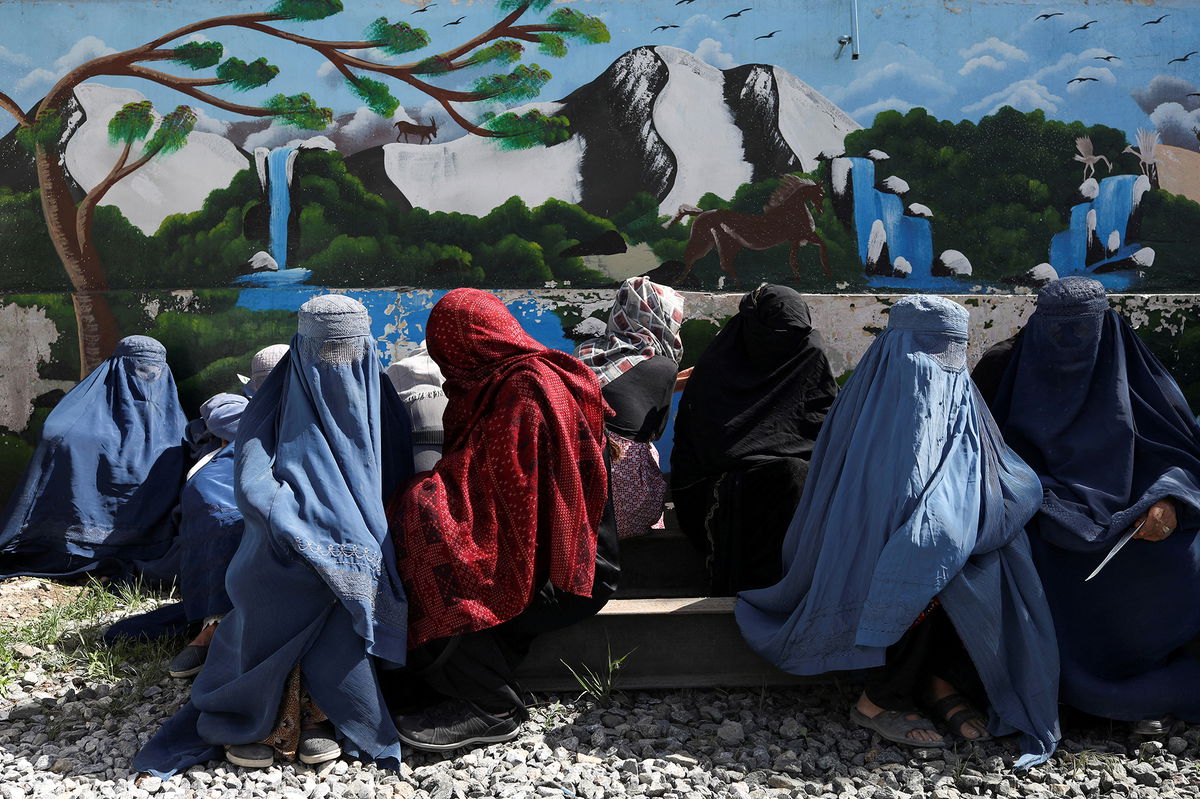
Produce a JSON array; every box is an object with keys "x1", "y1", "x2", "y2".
[{"x1": 387, "y1": 289, "x2": 610, "y2": 648}]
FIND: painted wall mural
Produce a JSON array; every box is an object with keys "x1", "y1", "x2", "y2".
[{"x1": 1, "y1": 0, "x2": 1199, "y2": 495}]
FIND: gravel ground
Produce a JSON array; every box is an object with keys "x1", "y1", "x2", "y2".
[{"x1": 1, "y1": 579, "x2": 1198, "y2": 799}]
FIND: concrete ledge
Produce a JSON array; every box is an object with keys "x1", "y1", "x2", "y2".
[{"x1": 516, "y1": 596, "x2": 816, "y2": 691}]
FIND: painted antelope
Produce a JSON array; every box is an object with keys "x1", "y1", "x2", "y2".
[
  {"x1": 394, "y1": 117, "x2": 439, "y2": 144},
  {"x1": 664, "y1": 175, "x2": 831, "y2": 286}
]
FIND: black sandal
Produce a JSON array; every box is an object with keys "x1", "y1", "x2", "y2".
[
  {"x1": 927, "y1": 693, "x2": 992, "y2": 742},
  {"x1": 850, "y1": 707, "x2": 947, "y2": 748}
]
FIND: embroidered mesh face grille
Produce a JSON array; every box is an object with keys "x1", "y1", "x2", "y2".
[
  {"x1": 912, "y1": 332, "x2": 968, "y2": 371},
  {"x1": 298, "y1": 337, "x2": 372, "y2": 366}
]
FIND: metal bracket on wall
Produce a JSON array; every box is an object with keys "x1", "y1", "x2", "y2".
[{"x1": 836, "y1": 0, "x2": 861, "y2": 60}]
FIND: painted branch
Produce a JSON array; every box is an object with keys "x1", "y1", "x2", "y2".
[
  {"x1": 76, "y1": 140, "x2": 133, "y2": 253},
  {"x1": 123, "y1": 65, "x2": 277, "y2": 117},
  {"x1": 424, "y1": 93, "x2": 503, "y2": 138},
  {"x1": 408, "y1": 3, "x2": 531, "y2": 68},
  {"x1": 0, "y1": 91, "x2": 29, "y2": 126},
  {"x1": 141, "y1": 12, "x2": 284, "y2": 51}
]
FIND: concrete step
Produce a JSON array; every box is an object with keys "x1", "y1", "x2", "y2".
[{"x1": 516, "y1": 597, "x2": 813, "y2": 691}]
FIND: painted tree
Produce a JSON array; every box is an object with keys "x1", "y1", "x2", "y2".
[{"x1": 0, "y1": 0, "x2": 608, "y2": 375}]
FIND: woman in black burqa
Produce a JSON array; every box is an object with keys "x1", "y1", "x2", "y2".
[{"x1": 671, "y1": 285, "x2": 839, "y2": 594}]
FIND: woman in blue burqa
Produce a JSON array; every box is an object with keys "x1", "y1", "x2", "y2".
[
  {"x1": 736, "y1": 296, "x2": 1060, "y2": 767},
  {"x1": 0, "y1": 335, "x2": 188, "y2": 579},
  {"x1": 135, "y1": 295, "x2": 414, "y2": 775},
  {"x1": 974, "y1": 276, "x2": 1200, "y2": 733}
]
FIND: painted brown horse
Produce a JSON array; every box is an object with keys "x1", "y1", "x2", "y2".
[{"x1": 666, "y1": 175, "x2": 830, "y2": 286}]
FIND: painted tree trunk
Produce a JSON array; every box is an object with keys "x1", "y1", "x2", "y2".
[{"x1": 34, "y1": 143, "x2": 120, "y2": 377}]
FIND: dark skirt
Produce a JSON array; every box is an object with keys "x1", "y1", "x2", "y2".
[{"x1": 673, "y1": 456, "x2": 809, "y2": 595}]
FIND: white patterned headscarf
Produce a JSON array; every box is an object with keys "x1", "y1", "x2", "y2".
[{"x1": 576, "y1": 276, "x2": 685, "y2": 386}]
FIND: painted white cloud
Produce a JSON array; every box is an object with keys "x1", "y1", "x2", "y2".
[
  {"x1": 0, "y1": 45, "x2": 32, "y2": 69},
  {"x1": 958, "y1": 37, "x2": 1029, "y2": 63},
  {"x1": 694, "y1": 37, "x2": 735, "y2": 69},
  {"x1": 849, "y1": 97, "x2": 917, "y2": 121},
  {"x1": 962, "y1": 78, "x2": 1063, "y2": 115},
  {"x1": 825, "y1": 51, "x2": 955, "y2": 111},
  {"x1": 1149, "y1": 102, "x2": 1200, "y2": 149},
  {"x1": 15, "y1": 35, "x2": 117, "y2": 93},
  {"x1": 317, "y1": 60, "x2": 341, "y2": 88},
  {"x1": 191, "y1": 106, "x2": 231, "y2": 136},
  {"x1": 15, "y1": 68, "x2": 58, "y2": 93},
  {"x1": 959, "y1": 55, "x2": 1008, "y2": 76},
  {"x1": 243, "y1": 118, "x2": 337, "y2": 151}
]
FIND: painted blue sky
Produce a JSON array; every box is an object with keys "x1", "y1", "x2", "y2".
[{"x1": 0, "y1": 0, "x2": 1196, "y2": 141}]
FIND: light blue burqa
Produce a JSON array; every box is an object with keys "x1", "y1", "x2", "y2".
[
  {"x1": 135, "y1": 295, "x2": 414, "y2": 776},
  {"x1": 736, "y1": 296, "x2": 1060, "y2": 769}
]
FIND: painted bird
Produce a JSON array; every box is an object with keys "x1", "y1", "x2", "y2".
[
  {"x1": 443, "y1": 15, "x2": 466, "y2": 27},
  {"x1": 652, "y1": 24, "x2": 680, "y2": 31},
  {"x1": 1070, "y1": 20, "x2": 1099, "y2": 32},
  {"x1": 411, "y1": 2, "x2": 435, "y2": 13},
  {"x1": 1035, "y1": 12, "x2": 1063, "y2": 20},
  {"x1": 1143, "y1": 14, "x2": 1170, "y2": 26},
  {"x1": 723, "y1": 7, "x2": 753, "y2": 19},
  {"x1": 1169, "y1": 52, "x2": 1199, "y2": 64},
  {"x1": 754, "y1": 30, "x2": 782, "y2": 40},
  {"x1": 1094, "y1": 55, "x2": 1120, "y2": 62},
  {"x1": 1068, "y1": 77, "x2": 1099, "y2": 85}
]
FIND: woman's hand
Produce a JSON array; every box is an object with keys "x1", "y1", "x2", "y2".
[
  {"x1": 674, "y1": 367, "x2": 693, "y2": 393},
  {"x1": 1132, "y1": 499, "x2": 1177, "y2": 542}
]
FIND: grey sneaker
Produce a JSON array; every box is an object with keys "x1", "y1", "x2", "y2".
[
  {"x1": 395, "y1": 699, "x2": 522, "y2": 752},
  {"x1": 167, "y1": 645, "x2": 208, "y2": 679},
  {"x1": 225, "y1": 743, "x2": 275, "y2": 769},
  {"x1": 298, "y1": 726, "x2": 342, "y2": 765}
]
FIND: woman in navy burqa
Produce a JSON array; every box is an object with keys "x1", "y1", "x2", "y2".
[
  {"x1": 0, "y1": 335, "x2": 187, "y2": 579},
  {"x1": 976, "y1": 276, "x2": 1200, "y2": 732},
  {"x1": 136, "y1": 295, "x2": 414, "y2": 774},
  {"x1": 736, "y1": 296, "x2": 1060, "y2": 767}
]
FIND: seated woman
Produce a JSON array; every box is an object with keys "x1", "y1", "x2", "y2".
[
  {"x1": 386, "y1": 344, "x2": 448, "y2": 472},
  {"x1": 135, "y1": 295, "x2": 414, "y2": 775},
  {"x1": 975, "y1": 276, "x2": 1200, "y2": 733},
  {"x1": 385, "y1": 288, "x2": 616, "y2": 752},
  {"x1": 239, "y1": 343, "x2": 291, "y2": 398},
  {"x1": 186, "y1": 345, "x2": 289, "y2": 463},
  {"x1": 167, "y1": 393, "x2": 249, "y2": 680},
  {"x1": 672, "y1": 285, "x2": 838, "y2": 593},
  {"x1": 736, "y1": 296, "x2": 1060, "y2": 766},
  {"x1": 576, "y1": 276, "x2": 684, "y2": 539},
  {"x1": 0, "y1": 336, "x2": 188, "y2": 579}
]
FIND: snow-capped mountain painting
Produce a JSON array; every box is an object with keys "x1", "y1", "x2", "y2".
[{"x1": 349, "y1": 46, "x2": 859, "y2": 219}]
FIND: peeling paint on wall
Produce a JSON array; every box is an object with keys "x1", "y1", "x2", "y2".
[{"x1": 0, "y1": 302, "x2": 60, "y2": 432}]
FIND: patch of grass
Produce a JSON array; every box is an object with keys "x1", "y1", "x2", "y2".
[
  {"x1": 561, "y1": 639, "x2": 634, "y2": 707},
  {"x1": 1056, "y1": 748, "x2": 1124, "y2": 779},
  {"x1": 0, "y1": 576, "x2": 179, "y2": 699}
]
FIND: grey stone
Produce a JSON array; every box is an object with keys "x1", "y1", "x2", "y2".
[
  {"x1": 1167, "y1": 737, "x2": 1188, "y2": 756},
  {"x1": 717, "y1": 721, "x2": 745, "y2": 746},
  {"x1": 1128, "y1": 763, "x2": 1161, "y2": 787}
]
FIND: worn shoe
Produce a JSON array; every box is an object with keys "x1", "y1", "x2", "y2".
[
  {"x1": 167, "y1": 645, "x2": 208, "y2": 679},
  {"x1": 395, "y1": 699, "x2": 522, "y2": 752},
  {"x1": 298, "y1": 725, "x2": 342, "y2": 765},
  {"x1": 225, "y1": 743, "x2": 275, "y2": 769}
]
